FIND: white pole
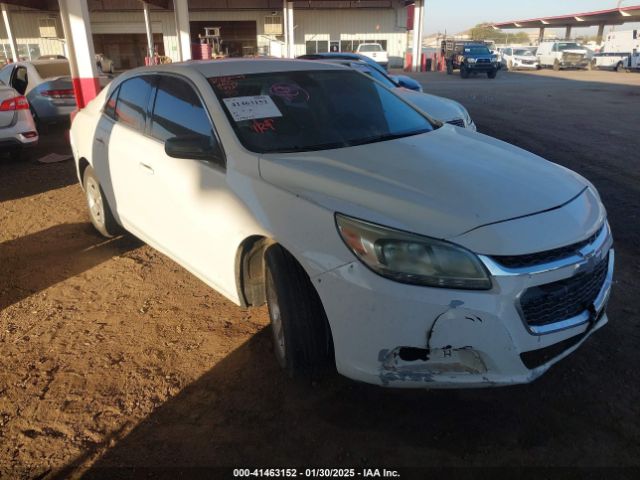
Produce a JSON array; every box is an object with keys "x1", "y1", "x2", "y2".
[
  {"x1": 173, "y1": 0, "x2": 191, "y2": 62},
  {"x1": 143, "y1": 1, "x2": 154, "y2": 60},
  {"x1": 1, "y1": 3, "x2": 18, "y2": 62},
  {"x1": 287, "y1": 1, "x2": 295, "y2": 58},
  {"x1": 58, "y1": 0, "x2": 100, "y2": 108},
  {"x1": 411, "y1": 0, "x2": 422, "y2": 72},
  {"x1": 283, "y1": 1, "x2": 289, "y2": 58}
]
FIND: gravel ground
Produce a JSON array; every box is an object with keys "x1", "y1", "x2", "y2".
[{"x1": 0, "y1": 69, "x2": 639, "y2": 479}]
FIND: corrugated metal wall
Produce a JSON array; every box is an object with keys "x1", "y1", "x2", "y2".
[{"x1": 1, "y1": 2, "x2": 408, "y2": 67}]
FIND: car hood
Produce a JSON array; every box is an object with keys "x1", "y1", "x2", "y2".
[
  {"x1": 514, "y1": 55, "x2": 536, "y2": 61},
  {"x1": 395, "y1": 89, "x2": 464, "y2": 123},
  {"x1": 259, "y1": 125, "x2": 588, "y2": 240}
]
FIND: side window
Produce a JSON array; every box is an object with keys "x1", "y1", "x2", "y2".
[
  {"x1": 115, "y1": 76, "x2": 153, "y2": 131},
  {"x1": 103, "y1": 86, "x2": 119, "y2": 120},
  {"x1": 0, "y1": 65, "x2": 13, "y2": 85},
  {"x1": 151, "y1": 76, "x2": 220, "y2": 160},
  {"x1": 552, "y1": 44, "x2": 558, "y2": 52}
]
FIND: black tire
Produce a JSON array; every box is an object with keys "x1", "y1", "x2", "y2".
[
  {"x1": 487, "y1": 69, "x2": 497, "y2": 79},
  {"x1": 614, "y1": 62, "x2": 623, "y2": 72},
  {"x1": 553, "y1": 59, "x2": 561, "y2": 71},
  {"x1": 264, "y1": 244, "x2": 334, "y2": 380},
  {"x1": 536, "y1": 64, "x2": 541, "y2": 70},
  {"x1": 83, "y1": 165, "x2": 121, "y2": 238},
  {"x1": 446, "y1": 61, "x2": 453, "y2": 75},
  {"x1": 588, "y1": 59, "x2": 596, "y2": 71},
  {"x1": 460, "y1": 65, "x2": 469, "y2": 79}
]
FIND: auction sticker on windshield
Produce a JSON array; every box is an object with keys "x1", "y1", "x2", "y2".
[{"x1": 222, "y1": 95, "x2": 282, "y2": 122}]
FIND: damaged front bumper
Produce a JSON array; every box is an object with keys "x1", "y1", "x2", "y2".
[{"x1": 313, "y1": 225, "x2": 614, "y2": 388}]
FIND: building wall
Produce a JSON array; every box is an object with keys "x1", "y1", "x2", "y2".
[{"x1": 1, "y1": 2, "x2": 408, "y2": 67}]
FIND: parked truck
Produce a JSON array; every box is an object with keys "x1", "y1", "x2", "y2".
[
  {"x1": 536, "y1": 41, "x2": 591, "y2": 70},
  {"x1": 591, "y1": 30, "x2": 640, "y2": 72},
  {"x1": 441, "y1": 40, "x2": 499, "y2": 79}
]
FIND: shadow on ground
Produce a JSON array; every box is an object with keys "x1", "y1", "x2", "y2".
[{"x1": 0, "y1": 223, "x2": 141, "y2": 310}]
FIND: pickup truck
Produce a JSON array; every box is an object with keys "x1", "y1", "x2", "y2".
[
  {"x1": 355, "y1": 43, "x2": 389, "y2": 69},
  {"x1": 442, "y1": 40, "x2": 498, "y2": 79}
]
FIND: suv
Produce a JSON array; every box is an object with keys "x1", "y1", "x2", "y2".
[
  {"x1": 442, "y1": 40, "x2": 498, "y2": 78},
  {"x1": 536, "y1": 41, "x2": 590, "y2": 70},
  {"x1": 355, "y1": 43, "x2": 388, "y2": 69}
]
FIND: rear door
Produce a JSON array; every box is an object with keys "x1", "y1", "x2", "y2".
[{"x1": 95, "y1": 75, "x2": 156, "y2": 236}]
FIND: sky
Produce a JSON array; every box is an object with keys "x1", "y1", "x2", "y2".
[{"x1": 423, "y1": 0, "x2": 640, "y2": 35}]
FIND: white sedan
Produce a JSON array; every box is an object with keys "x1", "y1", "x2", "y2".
[{"x1": 70, "y1": 59, "x2": 613, "y2": 388}]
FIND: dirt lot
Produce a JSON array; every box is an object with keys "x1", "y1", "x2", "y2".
[{"x1": 1, "y1": 69, "x2": 639, "y2": 478}]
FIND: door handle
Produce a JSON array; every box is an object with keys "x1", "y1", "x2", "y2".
[{"x1": 139, "y1": 162, "x2": 154, "y2": 174}]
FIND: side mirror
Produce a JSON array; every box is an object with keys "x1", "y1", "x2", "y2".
[{"x1": 165, "y1": 134, "x2": 221, "y2": 162}]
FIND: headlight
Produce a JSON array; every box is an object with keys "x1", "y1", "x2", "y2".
[
  {"x1": 467, "y1": 58, "x2": 477, "y2": 64},
  {"x1": 335, "y1": 214, "x2": 492, "y2": 290}
]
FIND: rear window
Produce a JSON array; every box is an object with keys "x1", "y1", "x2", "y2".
[
  {"x1": 209, "y1": 70, "x2": 434, "y2": 154},
  {"x1": 359, "y1": 44, "x2": 383, "y2": 52},
  {"x1": 33, "y1": 62, "x2": 71, "y2": 79}
]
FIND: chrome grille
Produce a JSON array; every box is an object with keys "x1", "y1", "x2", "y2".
[
  {"x1": 492, "y1": 225, "x2": 603, "y2": 269},
  {"x1": 520, "y1": 254, "x2": 609, "y2": 328}
]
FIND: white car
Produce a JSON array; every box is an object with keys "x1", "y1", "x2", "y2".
[
  {"x1": 501, "y1": 47, "x2": 539, "y2": 70},
  {"x1": 356, "y1": 43, "x2": 389, "y2": 69},
  {"x1": 0, "y1": 78, "x2": 38, "y2": 160},
  {"x1": 305, "y1": 58, "x2": 475, "y2": 130},
  {"x1": 70, "y1": 59, "x2": 614, "y2": 388}
]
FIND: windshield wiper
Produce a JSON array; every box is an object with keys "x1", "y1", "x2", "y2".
[{"x1": 347, "y1": 129, "x2": 431, "y2": 147}]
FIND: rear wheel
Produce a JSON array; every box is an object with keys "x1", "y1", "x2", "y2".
[
  {"x1": 83, "y1": 165, "x2": 121, "y2": 238},
  {"x1": 553, "y1": 59, "x2": 561, "y2": 71},
  {"x1": 614, "y1": 61, "x2": 623, "y2": 72},
  {"x1": 264, "y1": 244, "x2": 334, "y2": 380}
]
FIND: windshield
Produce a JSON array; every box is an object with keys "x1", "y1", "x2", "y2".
[
  {"x1": 209, "y1": 70, "x2": 434, "y2": 154},
  {"x1": 558, "y1": 43, "x2": 582, "y2": 51},
  {"x1": 513, "y1": 49, "x2": 533, "y2": 56},
  {"x1": 359, "y1": 44, "x2": 383, "y2": 52},
  {"x1": 463, "y1": 46, "x2": 490, "y2": 55}
]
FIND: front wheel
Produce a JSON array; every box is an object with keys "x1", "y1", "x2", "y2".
[
  {"x1": 460, "y1": 65, "x2": 469, "y2": 78},
  {"x1": 83, "y1": 165, "x2": 121, "y2": 238},
  {"x1": 446, "y1": 61, "x2": 453, "y2": 75},
  {"x1": 487, "y1": 69, "x2": 497, "y2": 79},
  {"x1": 614, "y1": 62, "x2": 623, "y2": 72},
  {"x1": 553, "y1": 59, "x2": 561, "y2": 71},
  {"x1": 264, "y1": 244, "x2": 334, "y2": 380}
]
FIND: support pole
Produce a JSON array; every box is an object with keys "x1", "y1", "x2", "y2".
[
  {"x1": 286, "y1": 1, "x2": 294, "y2": 58},
  {"x1": 282, "y1": 1, "x2": 288, "y2": 58},
  {"x1": 411, "y1": 0, "x2": 423, "y2": 72},
  {"x1": 143, "y1": 1, "x2": 154, "y2": 61},
  {"x1": 596, "y1": 24, "x2": 605, "y2": 43},
  {"x1": 1, "y1": 3, "x2": 18, "y2": 63},
  {"x1": 173, "y1": 0, "x2": 191, "y2": 62},
  {"x1": 58, "y1": 0, "x2": 100, "y2": 109},
  {"x1": 564, "y1": 26, "x2": 572, "y2": 40},
  {"x1": 538, "y1": 27, "x2": 545, "y2": 44}
]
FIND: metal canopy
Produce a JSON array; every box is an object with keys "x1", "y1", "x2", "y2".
[{"x1": 493, "y1": 5, "x2": 640, "y2": 29}]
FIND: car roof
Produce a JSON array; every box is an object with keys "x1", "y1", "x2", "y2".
[
  {"x1": 138, "y1": 58, "x2": 346, "y2": 78},
  {"x1": 299, "y1": 52, "x2": 362, "y2": 60}
]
